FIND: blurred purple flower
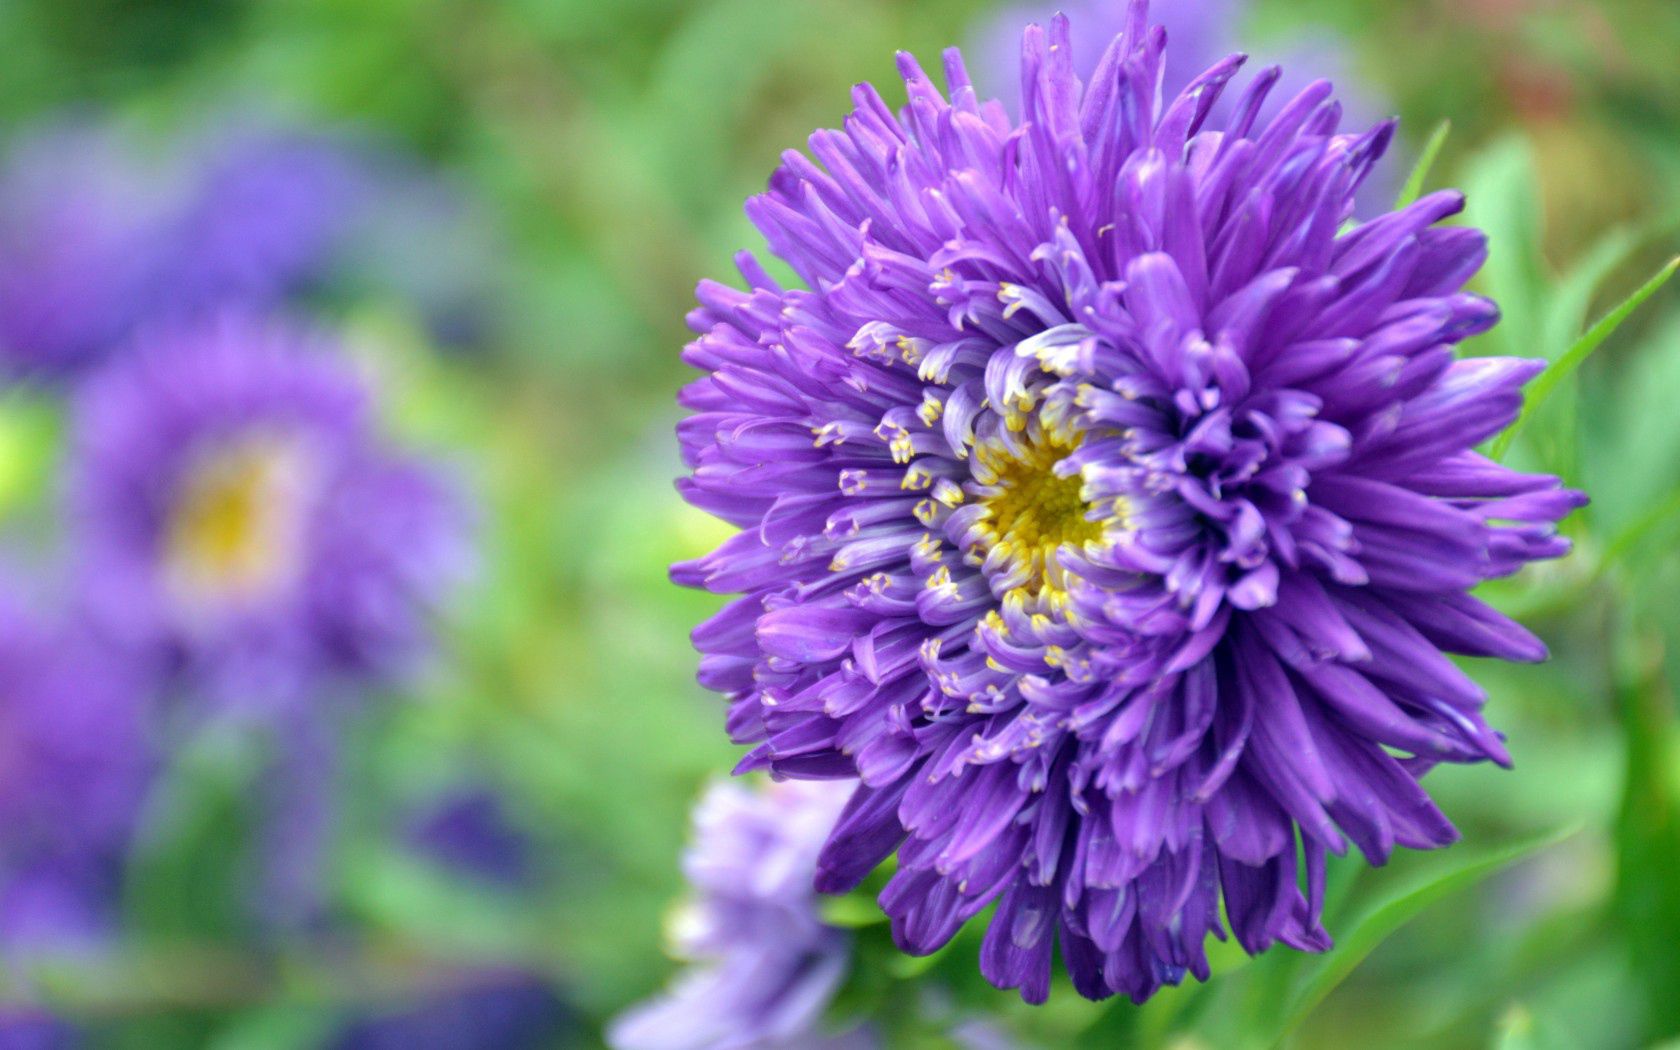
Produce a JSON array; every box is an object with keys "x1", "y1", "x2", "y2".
[
  {"x1": 66, "y1": 312, "x2": 472, "y2": 711},
  {"x1": 406, "y1": 786, "x2": 534, "y2": 887},
  {"x1": 674, "y1": 1, "x2": 1580, "y2": 1004},
  {"x1": 0, "y1": 123, "x2": 171, "y2": 377},
  {"x1": 157, "y1": 126, "x2": 370, "y2": 312},
  {"x1": 0, "y1": 116, "x2": 475, "y2": 382},
  {"x1": 330, "y1": 973, "x2": 576, "y2": 1050},
  {"x1": 608, "y1": 779, "x2": 866, "y2": 1050},
  {"x1": 972, "y1": 0, "x2": 1399, "y2": 212}
]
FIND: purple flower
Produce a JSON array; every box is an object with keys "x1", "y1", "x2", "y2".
[
  {"x1": 0, "y1": 594, "x2": 153, "y2": 949},
  {"x1": 406, "y1": 786, "x2": 534, "y2": 887},
  {"x1": 608, "y1": 779, "x2": 865, "y2": 1050},
  {"x1": 157, "y1": 126, "x2": 369, "y2": 312},
  {"x1": 673, "y1": 2, "x2": 1582, "y2": 1004},
  {"x1": 0, "y1": 123, "x2": 171, "y2": 377},
  {"x1": 67, "y1": 312, "x2": 471, "y2": 710},
  {"x1": 0, "y1": 119, "x2": 367, "y2": 381}
]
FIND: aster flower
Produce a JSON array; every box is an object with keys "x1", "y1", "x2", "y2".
[
  {"x1": 157, "y1": 125, "x2": 369, "y2": 312},
  {"x1": 608, "y1": 779, "x2": 868, "y2": 1050},
  {"x1": 673, "y1": 0, "x2": 1582, "y2": 1005},
  {"x1": 67, "y1": 312, "x2": 470, "y2": 709},
  {"x1": 0, "y1": 123, "x2": 171, "y2": 377},
  {"x1": 0, "y1": 119, "x2": 368, "y2": 381}
]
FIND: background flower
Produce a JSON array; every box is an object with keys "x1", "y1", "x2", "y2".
[
  {"x1": 405, "y1": 785, "x2": 537, "y2": 889},
  {"x1": 0, "y1": 123, "x2": 171, "y2": 378},
  {"x1": 0, "y1": 115, "x2": 487, "y2": 384},
  {"x1": 609, "y1": 779, "x2": 861, "y2": 1050},
  {"x1": 47, "y1": 311, "x2": 474, "y2": 937},
  {"x1": 66, "y1": 312, "x2": 470, "y2": 710},
  {"x1": 154, "y1": 124, "x2": 370, "y2": 313}
]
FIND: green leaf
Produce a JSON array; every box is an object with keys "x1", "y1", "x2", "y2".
[
  {"x1": 124, "y1": 726, "x2": 271, "y2": 941},
  {"x1": 206, "y1": 1006, "x2": 338, "y2": 1050},
  {"x1": 1492, "y1": 256, "x2": 1680, "y2": 460},
  {"x1": 1612, "y1": 640, "x2": 1680, "y2": 1041},
  {"x1": 1576, "y1": 309, "x2": 1680, "y2": 540},
  {"x1": 1278, "y1": 823, "x2": 1581, "y2": 1039},
  {"x1": 1516, "y1": 226, "x2": 1640, "y2": 478},
  {"x1": 1395, "y1": 119, "x2": 1451, "y2": 210},
  {"x1": 1227, "y1": 850, "x2": 1367, "y2": 1041},
  {"x1": 1539, "y1": 227, "x2": 1641, "y2": 364}
]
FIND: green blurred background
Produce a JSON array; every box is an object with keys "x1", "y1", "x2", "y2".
[{"x1": 1, "y1": 0, "x2": 1679, "y2": 1046}]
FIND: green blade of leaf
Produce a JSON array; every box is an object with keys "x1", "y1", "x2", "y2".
[
  {"x1": 1395, "y1": 119, "x2": 1451, "y2": 210},
  {"x1": 1492, "y1": 256, "x2": 1680, "y2": 461},
  {"x1": 1539, "y1": 227, "x2": 1641, "y2": 363},
  {"x1": 1277, "y1": 822, "x2": 1581, "y2": 1039},
  {"x1": 1228, "y1": 850, "x2": 1367, "y2": 1041}
]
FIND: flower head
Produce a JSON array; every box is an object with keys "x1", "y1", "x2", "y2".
[
  {"x1": 68, "y1": 313, "x2": 470, "y2": 708},
  {"x1": 673, "y1": 1, "x2": 1582, "y2": 1003},
  {"x1": 0, "y1": 120, "x2": 366, "y2": 381},
  {"x1": 0, "y1": 124, "x2": 171, "y2": 377},
  {"x1": 609, "y1": 779, "x2": 862, "y2": 1050},
  {"x1": 157, "y1": 125, "x2": 369, "y2": 311}
]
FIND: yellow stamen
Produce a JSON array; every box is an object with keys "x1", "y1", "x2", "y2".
[
  {"x1": 973, "y1": 430, "x2": 1109, "y2": 603},
  {"x1": 165, "y1": 436, "x2": 311, "y2": 609}
]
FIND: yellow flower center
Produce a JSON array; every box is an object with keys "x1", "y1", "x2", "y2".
[
  {"x1": 972, "y1": 431, "x2": 1106, "y2": 604},
  {"x1": 164, "y1": 436, "x2": 312, "y2": 610}
]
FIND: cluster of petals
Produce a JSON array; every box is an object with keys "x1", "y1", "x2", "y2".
[
  {"x1": 610, "y1": 779, "x2": 860, "y2": 1049},
  {"x1": 675, "y1": 1, "x2": 1581, "y2": 1002},
  {"x1": 68, "y1": 313, "x2": 470, "y2": 710}
]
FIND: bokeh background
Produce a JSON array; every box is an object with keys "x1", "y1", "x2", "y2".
[{"x1": 0, "y1": 0, "x2": 1677, "y2": 1046}]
